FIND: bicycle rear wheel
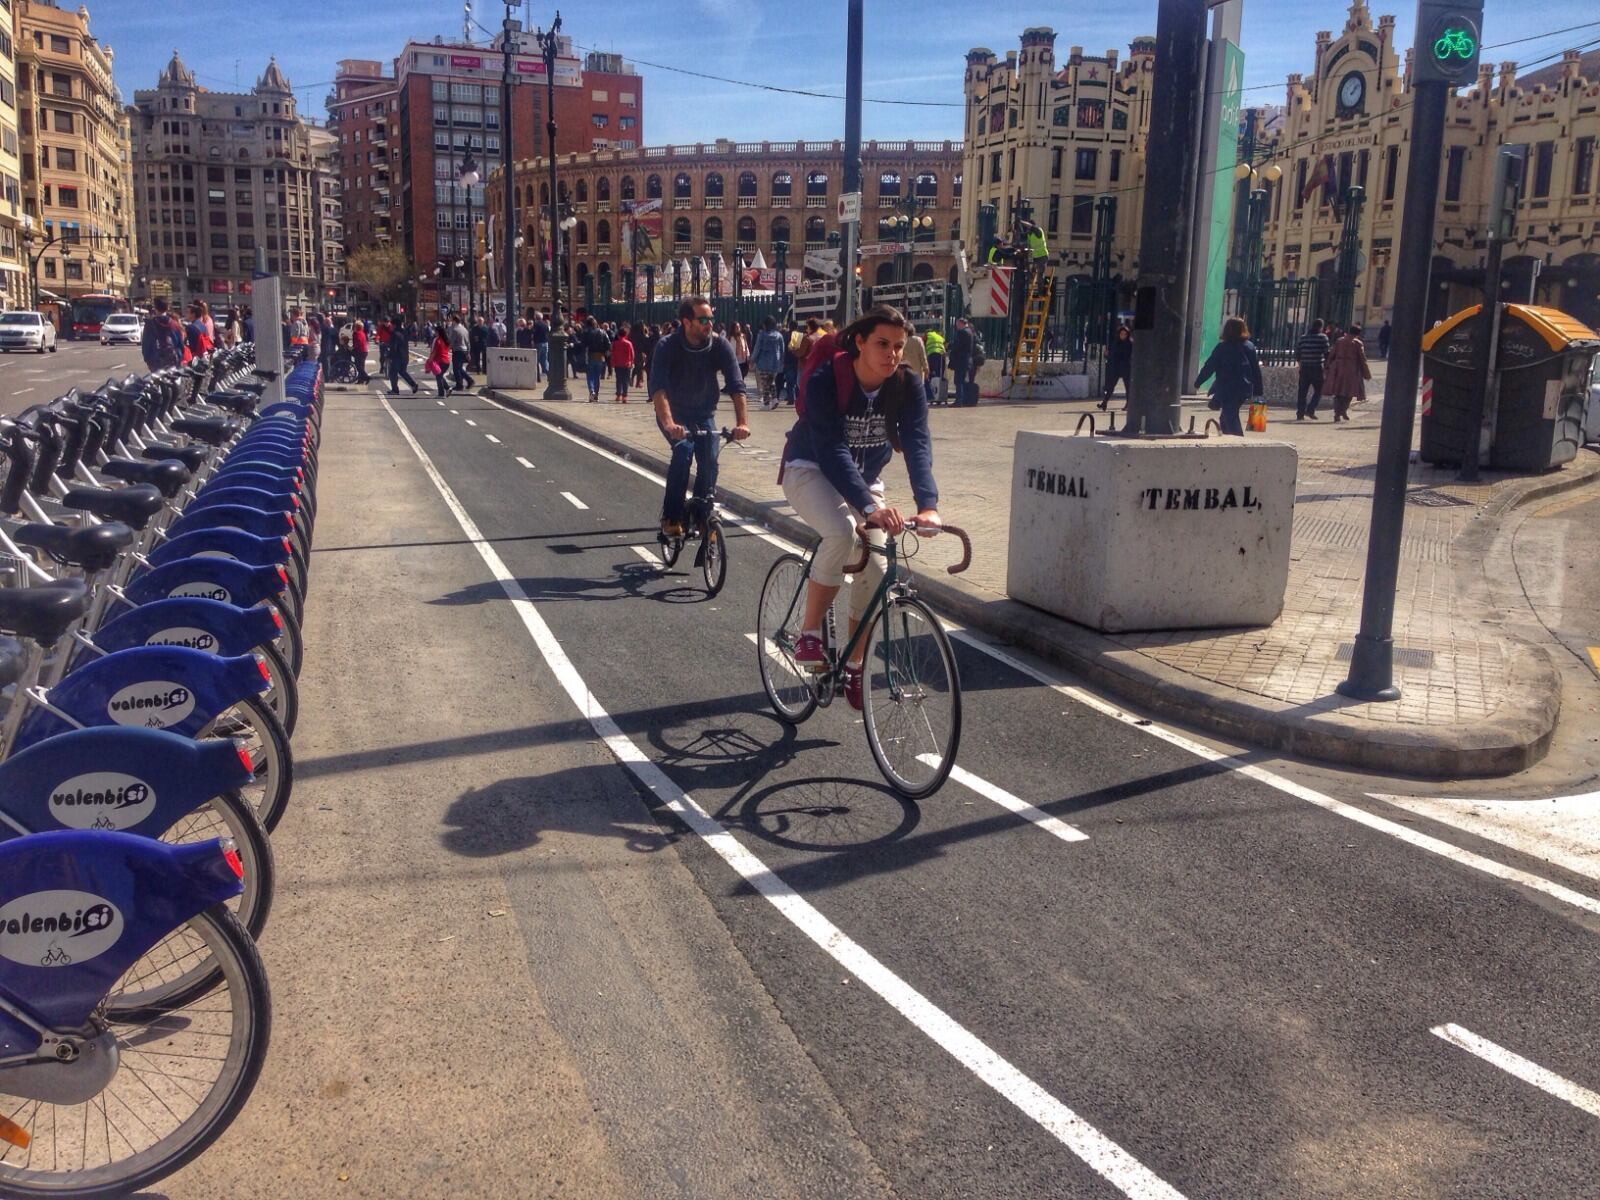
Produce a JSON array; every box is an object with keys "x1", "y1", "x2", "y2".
[
  {"x1": 701, "y1": 519, "x2": 727, "y2": 597},
  {"x1": 863, "y1": 596, "x2": 961, "y2": 799},
  {"x1": 756, "y1": 553, "x2": 817, "y2": 724},
  {"x1": 0, "y1": 906, "x2": 271, "y2": 1200},
  {"x1": 200, "y1": 694, "x2": 293, "y2": 833}
]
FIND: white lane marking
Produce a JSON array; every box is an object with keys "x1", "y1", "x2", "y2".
[
  {"x1": 380, "y1": 393, "x2": 1186, "y2": 1200},
  {"x1": 515, "y1": 457, "x2": 535, "y2": 469},
  {"x1": 1432, "y1": 1024, "x2": 1600, "y2": 1119},
  {"x1": 465, "y1": 419, "x2": 477, "y2": 427},
  {"x1": 630, "y1": 544, "x2": 662, "y2": 564},
  {"x1": 1368, "y1": 790, "x2": 1600, "y2": 884},
  {"x1": 925, "y1": 759, "x2": 1089, "y2": 844},
  {"x1": 485, "y1": 434, "x2": 501, "y2": 444},
  {"x1": 560, "y1": 491, "x2": 588, "y2": 510},
  {"x1": 449, "y1": 409, "x2": 459, "y2": 415},
  {"x1": 12, "y1": 387, "x2": 33, "y2": 395},
  {"x1": 436, "y1": 400, "x2": 446, "y2": 406},
  {"x1": 744, "y1": 630, "x2": 802, "y2": 678},
  {"x1": 482, "y1": 389, "x2": 1600, "y2": 919}
]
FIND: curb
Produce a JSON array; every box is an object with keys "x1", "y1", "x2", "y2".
[{"x1": 489, "y1": 388, "x2": 1594, "y2": 779}]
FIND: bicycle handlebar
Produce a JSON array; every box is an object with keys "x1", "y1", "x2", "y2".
[{"x1": 842, "y1": 520, "x2": 971, "y2": 577}]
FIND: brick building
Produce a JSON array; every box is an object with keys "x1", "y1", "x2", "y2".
[
  {"x1": 308, "y1": 123, "x2": 343, "y2": 299},
  {"x1": 325, "y1": 59, "x2": 396, "y2": 257},
  {"x1": 493, "y1": 138, "x2": 963, "y2": 310},
  {"x1": 129, "y1": 53, "x2": 319, "y2": 309}
]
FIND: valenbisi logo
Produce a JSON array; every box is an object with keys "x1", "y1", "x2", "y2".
[
  {"x1": 0, "y1": 889, "x2": 124, "y2": 967},
  {"x1": 49, "y1": 772, "x2": 157, "y2": 831},
  {"x1": 145, "y1": 626, "x2": 218, "y2": 652},
  {"x1": 168, "y1": 582, "x2": 232, "y2": 603},
  {"x1": 107, "y1": 681, "x2": 195, "y2": 729}
]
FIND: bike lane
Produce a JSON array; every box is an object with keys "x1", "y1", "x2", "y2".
[{"x1": 387, "y1": 386, "x2": 1600, "y2": 1199}]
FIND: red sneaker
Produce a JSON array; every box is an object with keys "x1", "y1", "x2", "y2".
[
  {"x1": 792, "y1": 633, "x2": 827, "y2": 672},
  {"x1": 844, "y1": 663, "x2": 863, "y2": 711}
]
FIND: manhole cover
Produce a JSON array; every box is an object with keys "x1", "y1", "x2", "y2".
[
  {"x1": 1405, "y1": 488, "x2": 1472, "y2": 508},
  {"x1": 1334, "y1": 643, "x2": 1436, "y2": 668}
]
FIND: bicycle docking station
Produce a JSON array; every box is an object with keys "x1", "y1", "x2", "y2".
[{"x1": 1006, "y1": 428, "x2": 1296, "y2": 632}]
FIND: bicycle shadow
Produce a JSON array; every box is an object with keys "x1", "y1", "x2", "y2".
[
  {"x1": 442, "y1": 763, "x2": 683, "y2": 856},
  {"x1": 427, "y1": 559, "x2": 709, "y2": 606}
]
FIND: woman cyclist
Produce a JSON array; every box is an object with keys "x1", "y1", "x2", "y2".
[{"x1": 781, "y1": 305, "x2": 939, "y2": 710}]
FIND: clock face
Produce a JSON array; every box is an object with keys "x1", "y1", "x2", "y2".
[{"x1": 1338, "y1": 72, "x2": 1365, "y2": 113}]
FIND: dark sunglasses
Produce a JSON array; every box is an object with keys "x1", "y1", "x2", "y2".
[{"x1": 691, "y1": 315, "x2": 713, "y2": 325}]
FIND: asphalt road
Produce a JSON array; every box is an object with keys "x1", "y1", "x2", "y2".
[
  {"x1": 0, "y1": 336, "x2": 143, "y2": 417},
  {"x1": 239, "y1": 379, "x2": 1596, "y2": 1199}
]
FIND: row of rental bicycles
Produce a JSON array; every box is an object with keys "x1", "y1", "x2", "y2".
[{"x1": 0, "y1": 345, "x2": 319, "y2": 1197}]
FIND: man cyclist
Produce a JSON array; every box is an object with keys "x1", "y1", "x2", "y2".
[{"x1": 650, "y1": 296, "x2": 749, "y2": 537}]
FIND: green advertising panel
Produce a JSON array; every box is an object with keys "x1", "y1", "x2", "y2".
[{"x1": 1200, "y1": 40, "x2": 1245, "y2": 356}]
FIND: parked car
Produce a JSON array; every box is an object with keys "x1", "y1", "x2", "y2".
[
  {"x1": 100, "y1": 312, "x2": 141, "y2": 345},
  {"x1": 0, "y1": 310, "x2": 57, "y2": 353}
]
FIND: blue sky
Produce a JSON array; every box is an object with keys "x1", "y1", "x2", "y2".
[{"x1": 91, "y1": 1, "x2": 1599, "y2": 143}]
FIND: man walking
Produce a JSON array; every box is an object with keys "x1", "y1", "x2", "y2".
[
  {"x1": 447, "y1": 314, "x2": 474, "y2": 391},
  {"x1": 387, "y1": 316, "x2": 420, "y2": 395},
  {"x1": 948, "y1": 317, "x2": 978, "y2": 407},
  {"x1": 140, "y1": 296, "x2": 185, "y2": 371},
  {"x1": 1295, "y1": 318, "x2": 1331, "y2": 421},
  {"x1": 531, "y1": 310, "x2": 550, "y2": 381}
]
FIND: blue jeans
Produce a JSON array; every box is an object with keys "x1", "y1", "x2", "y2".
[
  {"x1": 535, "y1": 343, "x2": 549, "y2": 379},
  {"x1": 660, "y1": 418, "x2": 720, "y2": 525},
  {"x1": 584, "y1": 356, "x2": 604, "y2": 397},
  {"x1": 1217, "y1": 400, "x2": 1244, "y2": 436}
]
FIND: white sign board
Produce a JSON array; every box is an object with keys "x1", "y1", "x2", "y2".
[
  {"x1": 803, "y1": 251, "x2": 842, "y2": 279},
  {"x1": 837, "y1": 192, "x2": 862, "y2": 224}
]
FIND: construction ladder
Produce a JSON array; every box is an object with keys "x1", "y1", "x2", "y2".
[{"x1": 1008, "y1": 267, "x2": 1056, "y2": 391}]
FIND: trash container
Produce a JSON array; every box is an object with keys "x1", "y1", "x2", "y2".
[{"x1": 1421, "y1": 304, "x2": 1600, "y2": 470}]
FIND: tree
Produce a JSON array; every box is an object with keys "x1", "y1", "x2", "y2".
[{"x1": 345, "y1": 244, "x2": 412, "y2": 302}]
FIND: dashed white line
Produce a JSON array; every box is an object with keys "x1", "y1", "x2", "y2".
[
  {"x1": 924, "y1": 760, "x2": 1089, "y2": 843},
  {"x1": 448, "y1": 409, "x2": 459, "y2": 415},
  {"x1": 464, "y1": 419, "x2": 477, "y2": 427},
  {"x1": 1432, "y1": 1024, "x2": 1600, "y2": 1119},
  {"x1": 515, "y1": 456, "x2": 535, "y2": 469},
  {"x1": 12, "y1": 387, "x2": 33, "y2": 395},
  {"x1": 560, "y1": 491, "x2": 588, "y2": 510},
  {"x1": 485, "y1": 434, "x2": 501, "y2": 444},
  {"x1": 436, "y1": 400, "x2": 446, "y2": 406},
  {"x1": 630, "y1": 544, "x2": 663, "y2": 564},
  {"x1": 378, "y1": 391, "x2": 1187, "y2": 1200}
]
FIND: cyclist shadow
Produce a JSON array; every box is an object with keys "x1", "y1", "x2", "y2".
[
  {"x1": 427, "y1": 559, "x2": 711, "y2": 607},
  {"x1": 641, "y1": 710, "x2": 923, "y2": 856},
  {"x1": 442, "y1": 763, "x2": 682, "y2": 856}
]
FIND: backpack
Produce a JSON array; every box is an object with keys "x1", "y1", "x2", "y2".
[
  {"x1": 146, "y1": 314, "x2": 182, "y2": 368},
  {"x1": 793, "y1": 332, "x2": 854, "y2": 421},
  {"x1": 587, "y1": 328, "x2": 611, "y2": 360}
]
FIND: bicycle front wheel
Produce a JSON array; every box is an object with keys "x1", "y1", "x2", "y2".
[
  {"x1": 201, "y1": 694, "x2": 294, "y2": 833},
  {"x1": 863, "y1": 596, "x2": 961, "y2": 799},
  {"x1": 756, "y1": 553, "x2": 817, "y2": 724},
  {"x1": 0, "y1": 906, "x2": 271, "y2": 1200},
  {"x1": 702, "y1": 519, "x2": 727, "y2": 597}
]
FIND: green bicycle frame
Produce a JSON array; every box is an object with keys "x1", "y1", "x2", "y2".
[{"x1": 780, "y1": 533, "x2": 905, "y2": 674}]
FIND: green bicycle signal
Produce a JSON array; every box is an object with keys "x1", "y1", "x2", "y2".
[{"x1": 1432, "y1": 26, "x2": 1477, "y2": 61}]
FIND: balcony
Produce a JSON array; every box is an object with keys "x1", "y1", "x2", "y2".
[
  {"x1": 673, "y1": 197, "x2": 692, "y2": 209},
  {"x1": 770, "y1": 194, "x2": 793, "y2": 208},
  {"x1": 805, "y1": 195, "x2": 826, "y2": 208},
  {"x1": 703, "y1": 196, "x2": 723, "y2": 209},
  {"x1": 596, "y1": 201, "x2": 611, "y2": 212},
  {"x1": 878, "y1": 196, "x2": 902, "y2": 208},
  {"x1": 737, "y1": 196, "x2": 758, "y2": 208},
  {"x1": 735, "y1": 240, "x2": 756, "y2": 256},
  {"x1": 804, "y1": 240, "x2": 825, "y2": 251}
]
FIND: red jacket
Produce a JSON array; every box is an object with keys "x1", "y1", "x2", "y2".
[
  {"x1": 353, "y1": 325, "x2": 368, "y2": 353},
  {"x1": 609, "y1": 335, "x2": 635, "y2": 370}
]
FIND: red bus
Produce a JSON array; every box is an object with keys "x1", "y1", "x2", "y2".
[{"x1": 64, "y1": 293, "x2": 128, "y2": 340}]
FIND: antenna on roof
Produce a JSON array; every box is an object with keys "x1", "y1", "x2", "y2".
[{"x1": 464, "y1": 1, "x2": 473, "y2": 42}]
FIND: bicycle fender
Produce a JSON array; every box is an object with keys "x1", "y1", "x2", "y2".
[
  {"x1": 88, "y1": 596, "x2": 281, "y2": 657},
  {"x1": 167, "y1": 503, "x2": 297, "y2": 541},
  {"x1": 0, "y1": 831, "x2": 241, "y2": 1055},
  {"x1": 207, "y1": 469, "x2": 304, "y2": 497},
  {"x1": 145, "y1": 528, "x2": 293, "y2": 571},
  {"x1": 123, "y1": 556, "x2": 288, "y2": 609},
  {"x1": 186, "y1": 485, "x2": 301, "y2": 516},
  {"x1": 16, "y1": 648, "x2": 269, "y2": 748},
  {"x1": 0, "y1": 727, "x2": 250, "y2": 840}
]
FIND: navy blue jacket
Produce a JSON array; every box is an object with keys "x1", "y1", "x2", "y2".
[
  {"x1": 785, "y1": 360, "x2": 938, "y2": 514},
  {"x1": 1195, "y1": 339, "x2": 1264, "y2": 404},
  {"x1": 649, "y1": 331, "x2": 745, "y2": 422}
]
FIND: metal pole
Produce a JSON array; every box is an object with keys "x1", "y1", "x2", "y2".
[
  {"x1": 541, "y1": 13, "x2": 571, "y2": 401},
  {"x1": 1459, "y1": 143, "x2": 1525, "y2": 481},
  {"x1": 836, "y1": 0, "x2": 863, "y2": 326},
  {"x1": 1124, "y1": 0, "x2": 1209, "y2": 436},
  {"x1": 465, "y1": 185, "x2": 476, "y2": 320},
  {"x1": 1337, "y1": 80, "x2": 1451, "y2": 700},
  {"x1": 503, "y1": 4, "x2": 517, "y2": 325}
]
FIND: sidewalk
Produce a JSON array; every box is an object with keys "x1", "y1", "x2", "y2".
[{"x1": 489, "y1": 377, "x2": 1600, "y2": 778}]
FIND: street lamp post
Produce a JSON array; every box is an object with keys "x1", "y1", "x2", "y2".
[
  {"x1": 538, "y1": 13, "x2": 571, "y2": 401},
  {"x1": 880, "y1": 194, "x2": 934, "y2": 285},
  {"x1": 459, "y1": 152, "x2": 481, "y2": 321},
  {"x1": 501, "y1": 1, "x2": 518, "y2": 326}
]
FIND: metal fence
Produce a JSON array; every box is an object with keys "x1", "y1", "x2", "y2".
[
  {"x1": 1231, "y1": 277, "x2": 1319, "y2": 366},
  {"x1": 582, "y1": 292, "x2": 789, "y2": 331}
]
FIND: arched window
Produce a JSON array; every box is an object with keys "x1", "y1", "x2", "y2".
[
  {"x1": 674, "y1": 172, "x2": 692, "y2": 200},
  {"x1": 540, "y1": 182, "x2": 550, "y2": 205},
  {"x1": 705, "y1": 172, "x2": 724, "y2": 198},
  {"x1": 576, "y1": 179, "x2": 589, "y2": 203},
  {"x1": 912, "y1": 262, "x2": 935, "y2": 281},
  {"x1": 806, "y1": 171, "x2": 828, "y2": 197},
  {"x1": 596, "y1": 219, "x2": 611, "y2": 246},
  {"x1": 525, "y1": 224, "x2": 537, "y2": 249},
  {"x1": 673, "y1": 216, "x2": 691, "y2": 246},
  {"x1": 915, "y1": 171, "x2": 938, "y2": 199},
  {"x1": 738, "y1": 171, "x2": 758, "y2": 200},
  {"x1": 878, "y1": 171, "x2": 902, "y2": 201},
  {"x1": 736, "y1": 215, "x2": 757, "y2": 246},
  {"x1": 950, "y1": 221, "x2": 961, "y2": 244},
  {"x1": 771, "y1": 216, "x2": 791, "y2": 246},
  {"x1": 646, "y1": 174, "x2": 662, "y2": 199},
  {"x1": 772, "y1": 170, "x2": 792, "y2": 199},
  {"x1": 597, "y1": 177, "x2": 611, "y2": 202},
  {"x1": 576, "y1": 262, "x2": 590, "y2": 284},
  {"x1": 620, "y1": 175, "x2": 636, "y2": 200},
  {"x1": 598, "y1": 261, "x2": 612, "y2": 294},
  {"x1": 704, "y1": 216, "x2": 723, "y2": 245},
  {"x1": 953, "y1": 173, "x2": 963, "y2": 199},
  {"x1": 804, "y1": 215, "x2": 825, "y2": 245},
  {"x1": 575, "y1": 220, "x2": 589, "y2": 247},
  {"x1": 875, "y1": 261, "x2": 896, "y2": 285}
]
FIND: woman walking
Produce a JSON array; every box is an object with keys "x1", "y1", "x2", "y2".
[
  {"x1": 1100, "y1": 326, "x2": 1133, "y2": 411},
  {"x1": 1194, "y1": 316, "x2": 1264, "y2": 436},
  {"x1": 611, "y1": 322, "x2": 636, "y2": 402},
  {"x1": 1323, "y1": 323, "x2": 1371, "y2": 422},
  {"x1": 426, "y1": 325, "x2": 453, "y2": 397}
]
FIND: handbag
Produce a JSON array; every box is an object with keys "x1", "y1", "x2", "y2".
[{"x1": 1247, "y1": 401, "x2": 1268, "y2": 433}]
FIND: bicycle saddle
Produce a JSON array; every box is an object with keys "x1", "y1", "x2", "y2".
[
  {"x1": 141, "y1": 442, "x2": 209, "y2": 472},
  {"x1": 62, "y1": 483, "x2": 165, "y2": 532},
  {"x1": 169, "y1": 416, "x2": 239, "y2": 446},
  {"x1": 0, "y1": 580, "x2": 89, "y2": 645},
  {"x1": 0, "y1": 635, "x2": 24, "y2": 687},
  {"x1": 101, "y1": 457, "x2": 192, "y2": 498},
  {"x1": 14, "y1": 521, "x2": 134, "y2": 574}
]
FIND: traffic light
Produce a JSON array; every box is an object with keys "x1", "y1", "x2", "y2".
[{"x1": 1412, "y1": 0, "x2": 1483, "y2": 86}]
